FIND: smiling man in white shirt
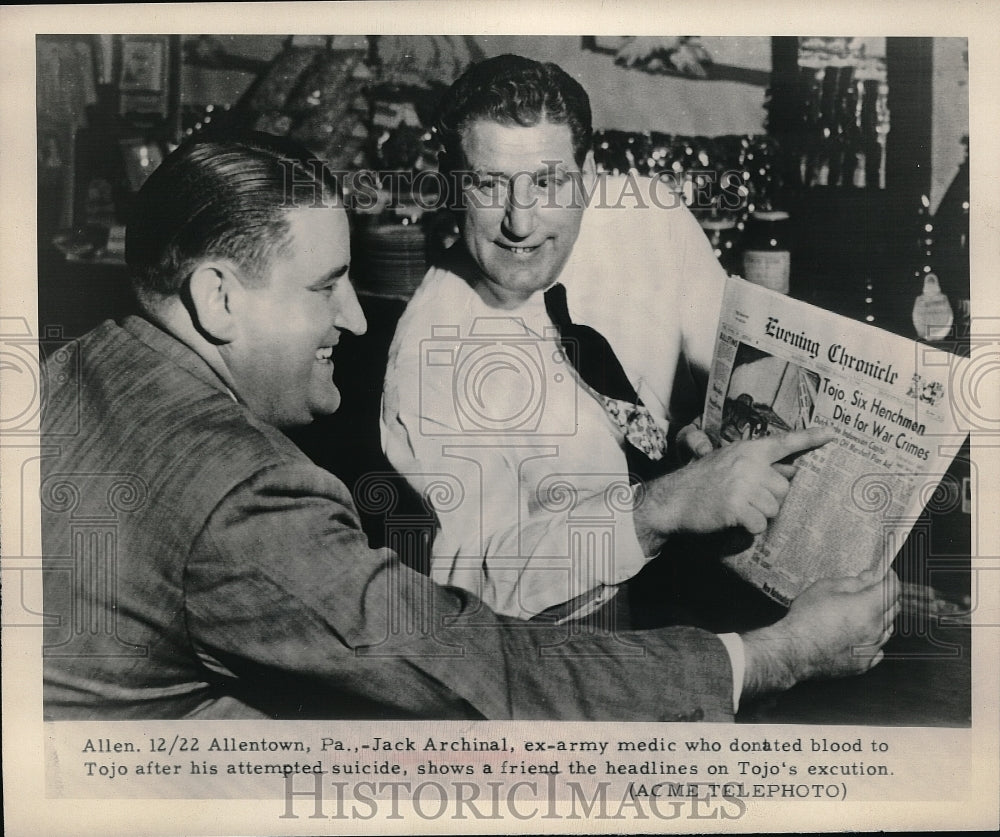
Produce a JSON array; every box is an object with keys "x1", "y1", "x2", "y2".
[
  {"x1": 382, "y1": 54, "x2": 840, "y2": 626},
  {"x1": 375, "y1": 53, "x2": 904, "y2": 715}
]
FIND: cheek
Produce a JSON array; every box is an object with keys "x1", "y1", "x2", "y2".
[
  {"x1": 464, "y1": 206, "x2": 500, "y2": 243},
  {"x1": 542, "y1": 204, "x2": 583, "y2": 235},
  {"x1": 251, "y1": 311, "x2": 323, "y2": 373},
  {"x1": 285, "y1": 299, "x2": 331, "y2": 338}
]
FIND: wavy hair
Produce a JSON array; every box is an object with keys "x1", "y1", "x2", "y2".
[{"x1": 433, "y1": 54, "x2": 593, "y2": 172}]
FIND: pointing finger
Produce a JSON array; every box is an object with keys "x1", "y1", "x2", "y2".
[{"x1": 766, "y1": 427, "x2": 836, "y2": 463}]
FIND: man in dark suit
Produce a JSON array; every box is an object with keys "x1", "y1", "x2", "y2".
[{"x1": 41, "y1": 132, "x2": 898, "y2": 720}]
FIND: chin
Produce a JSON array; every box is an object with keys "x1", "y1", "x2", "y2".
[
  {"x1": 494, "y1": 270, "x2": 550, "y2": 296},
  {"x1": 309, "y1": 393, "x2": 342, "y2": 420}
]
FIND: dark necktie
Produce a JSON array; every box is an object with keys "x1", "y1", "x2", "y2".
[{"x1": 543, "y1": 282, "x2": 666, "y2": 484}]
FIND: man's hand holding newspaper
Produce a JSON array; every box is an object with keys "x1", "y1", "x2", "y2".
[
  {"x1": 740, "y1": 567, "x2": 902, "y2": 698},
  {"x1": 637, "y1": 417, "x2": 900, "y2": 697},
  {"x1": 634, "y1": 277, "x2": 970, "y2": 697}
]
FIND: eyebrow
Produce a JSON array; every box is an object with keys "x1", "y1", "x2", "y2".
[{"x1": 308, "y1": 264, "x2": 350, "y2": 289}]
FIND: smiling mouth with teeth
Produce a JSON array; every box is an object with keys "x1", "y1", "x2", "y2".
[
  {"x1": 315, "y1": 347, "x2": 334, "y2": 361},
  {"x1": 499, "y1": 243, "x2": 540, "y2": 254}
]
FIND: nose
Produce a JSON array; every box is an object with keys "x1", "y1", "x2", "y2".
[
  {"x1": 333, "y1": 276, "x2": 368, "y2": 336},
  {"x1": 502, "y1": 174, "x2": 537, "y2": 240}
]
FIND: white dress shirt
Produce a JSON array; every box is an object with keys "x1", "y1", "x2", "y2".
[{"x1": 382, "y1": 176, "x2": 728, "y2": 619}]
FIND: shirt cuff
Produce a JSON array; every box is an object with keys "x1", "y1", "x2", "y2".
[{"x1": 716, "y1": 632, "x2": 745, "y2": 713}]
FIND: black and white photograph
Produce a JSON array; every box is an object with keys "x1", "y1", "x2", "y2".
[
  {"x1": 3, "y1": 3, "x2": 999, "y2": 835},
  {"x1": 719, "y1": 344, "x2": 820, "y2": 442}
]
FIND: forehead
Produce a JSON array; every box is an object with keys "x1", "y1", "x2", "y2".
[
  {"x1": 460, "y1": 119, "x2": 577, "y2": 171},
  {"x1": 283, "y1": 206, "x2": 349, "y2": 254},
  {"x1": 269, "y1": 206, "x2": 349, "y2": 279}
]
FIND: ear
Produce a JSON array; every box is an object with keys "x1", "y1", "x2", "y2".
[
  {"x1": 581, "y1": 149, "x2": 597, "y2": 182},
  {"x1": 187, "y1": 260, "x2": 243, "y2": 343}
]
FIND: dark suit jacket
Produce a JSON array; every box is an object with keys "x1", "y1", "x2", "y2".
[{"x1": 41, "y1": 316, "x2": 733, "y2": 720}]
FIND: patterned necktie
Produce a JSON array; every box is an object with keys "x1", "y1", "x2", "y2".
[{"x1": 543, "y1": 282, "x2": 667, "y2": 483}]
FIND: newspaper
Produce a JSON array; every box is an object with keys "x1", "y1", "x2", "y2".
[{"x1": 702, "y1": 278, "x2": 970, "y2": 605}]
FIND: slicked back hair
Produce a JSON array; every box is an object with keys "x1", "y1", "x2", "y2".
[{"x1": 125, "y1": 131, "x2": 340, "y2": 302}]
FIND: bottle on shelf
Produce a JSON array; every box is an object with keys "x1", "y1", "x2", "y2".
[{"x1": 742, "y1": 209, "x2": 792, "y2": 294}]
